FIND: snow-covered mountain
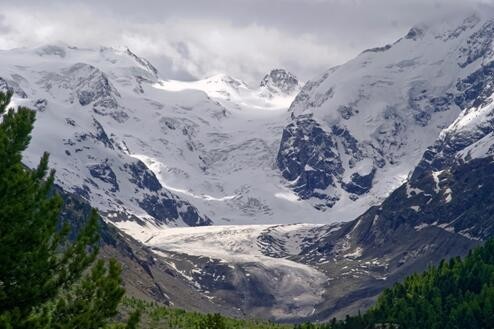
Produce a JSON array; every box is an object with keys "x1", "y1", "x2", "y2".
[
  {"x1": 277, "y1": 12, "x2": 494, "y2": 220},
  {"x1": 0, "y1": 45, "x2": 214, "y2": 227},
  {"x1": 112, "y1": 10, "x2": 494, "y2": 321},
  {"x1": 291, "y1": 96, "x2": 494, "y2": 319},
  {"x1": 3, "y1": 8, "x2": 494, "y2": 322},
  {"x1": 120, "y1": 34, "x2": 494, "y2": 317},
  {"x1": 260, "y1": 69, "x2": 300, "y2": 96},
  {"x1": 0, "y1": 44, "x2": 331, "y2": 227},
  {"x1": 9, "y1": 12, "x2": 494, "y2": 229}
]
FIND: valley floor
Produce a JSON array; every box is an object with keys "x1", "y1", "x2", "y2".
[{"x1": 115, "y1": 222, "x2": 329, "y2": 320}]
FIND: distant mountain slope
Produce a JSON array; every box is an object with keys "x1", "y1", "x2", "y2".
[
  {"x1": 277, "y1": 11, "x2": 494, "y2": 220},
  {"x1": 124, "y1": 144, "x2": 493, "y2": 321},
  {"x1": 291, "y1": 92, "x2": 494, "y2": 319},
  {"x1": 0, "y1": 45, "x2": 330, "y2": 227},
  {"x1": 1, "y1": 45, "x2": 211, "y2": 227}
]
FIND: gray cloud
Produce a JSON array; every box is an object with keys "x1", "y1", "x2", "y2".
[{"x1": 1, "y1": 0, "x2": 492, "y2": 84}]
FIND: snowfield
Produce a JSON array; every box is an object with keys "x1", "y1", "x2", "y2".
[
  {"x1": 5, "y1": 28, "x2": 475, "y2": 227},
  {"x1": 0, "y1": 44, "x2": 345, "y2": 226}
]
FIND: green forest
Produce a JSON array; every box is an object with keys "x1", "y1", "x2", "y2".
[{"x1": 0, "y1": 88, "x2": 493, "y2": 329}]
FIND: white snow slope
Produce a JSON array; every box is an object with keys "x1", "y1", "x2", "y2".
[
  {"x1": 0, "y1": 44, "x2": 338, "y2": 226},
  {"x1": 117, "y1": 221, "x2": 328, "y2": 319},
  {"x1": 280, "y1": 10, "x2": 494, "y2": 220}
]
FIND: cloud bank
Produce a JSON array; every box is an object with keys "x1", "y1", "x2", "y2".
[{"x1": 1, "y1": 0, "x2": 492, "y2": 83}]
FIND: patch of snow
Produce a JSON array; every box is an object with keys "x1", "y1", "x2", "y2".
[
  {"x1": 274, "y1": 190, "x2": 301, "y2": 203},
  {"x1": 432, "y1": 171, "x2": 444, "y2": 193},
  {"x1": 444, "y1": 188, "x2": 453, "y2": 203},
  {"x1": 458, "y1": 132, "x2": 494, "y2": 161},
  {"x1": 344, "y1": 247, "x2": 363, "y2": 259},
  {"x1": 414, "y1": 223, "x2": 430, "y2": 231}
]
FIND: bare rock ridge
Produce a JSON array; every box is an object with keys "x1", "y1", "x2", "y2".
[{"x1": 260, "y1": 69, "x2": 300, "y2": 95}]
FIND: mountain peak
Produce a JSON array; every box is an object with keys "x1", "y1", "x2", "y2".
[
  {"x1": 204, "y1": 73, "x2": 248, "y2": 90},
  {"x1": 34, "y1": 44, "x2": 69, "y2": 58},
  {"x1": 260, "y1": 69, "x2": 299, "y2": 95},
  {"x1": 125, "y1": 47, "x2": 159, "y2": 76}
]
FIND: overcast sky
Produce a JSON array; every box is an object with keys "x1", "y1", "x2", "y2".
[{"x1": 1, "y1": 0, "x2": 493, "y2": 84}]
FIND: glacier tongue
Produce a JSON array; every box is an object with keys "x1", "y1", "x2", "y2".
[{"x1": 116, "y1": 222, "x2": 327, "y2": 319}]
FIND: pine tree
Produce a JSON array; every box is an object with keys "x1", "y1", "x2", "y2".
[
  {"x1": 0, "y1": 91, "x2": 134, "y2": 328},
  {"x1": 199, "y1": 313, "x2": 226, "y2": 329}
]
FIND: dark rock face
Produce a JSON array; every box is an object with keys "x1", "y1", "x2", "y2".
[
  {"x1": 125, "y1": 160, "x2": 162, "y2": 192},
  {"x1": 72, "y1": 185, "x2": 91, "y2": 200},
  {"x1": 455, "y1": 60, "x2": 494, "y2": 109},
  {"x1": 138, "y1": 195, "x2": 211, "y2": 226},
  {"x1": 405, "y1": 27, "x2": 425, "y2": 40},
  {"x1": 276, "y1": 116, "x2": 380, "y2": 204},
  {"x1": 138, "y1": 195, "x2": 179, "y2": 223},
  {"x1": 331, "y1": 125, "x2": 363, "y2": 165},
  {"x1": 33, "y1": 99, "x2": 48, "y2": 112},
  {"x1": 178, "y1": 202, "x2": 212, "y2": 226},
  {"x1": 74, "y1": 118, "x2": 115, "y2": 149},
  {"x1": 391, "y1": 157, "x2": 494, "y2": 240},
  {"x1": 277, "y1": 115, "x2": 343, "y2": 204},
  {"x1": 260, "y1": 69, "x2": 299, "y2": 94},
  {"x1": 88, "y1": 162, "x2": 119, "y2": 192},
  {"x1": 342, "y1": 169, "x2": 376, "y2": 195},
  {"x1": 122, "y1": 159, "x2": 211, "y2": 226},
  {"x1": 412, "y1": 65, "x2": 494, "y2": 180},
  {"x1": 92, "y1": 118, "x2": 114, "y2": 149},
  {"x1": 362, "y1": 44, "x2": 392, "y2": 53}
]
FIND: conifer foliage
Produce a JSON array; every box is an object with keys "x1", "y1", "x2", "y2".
[{"x1": 0, "y1": 91, "x2": 132, "y2": 328}]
